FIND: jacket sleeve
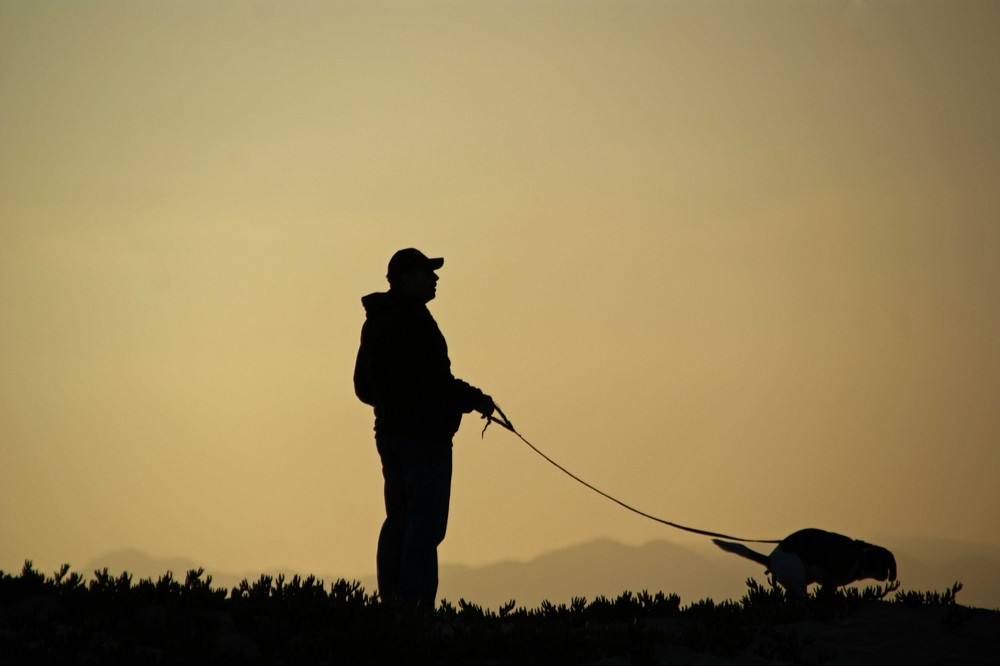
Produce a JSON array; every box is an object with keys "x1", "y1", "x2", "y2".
[
  {"x1": 367, "y1": 309, "x2": 482, "y2": 415},
  {"x1": 449, "y1": 377, "x2": 484, "y2": 413},
  {"x1": 353, "y1": 331, "x2": 378, "y2": 407}
]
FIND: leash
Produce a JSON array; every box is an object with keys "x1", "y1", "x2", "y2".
[{"x1": 482, "y1": 404, "x2": 781, "y2": 545}]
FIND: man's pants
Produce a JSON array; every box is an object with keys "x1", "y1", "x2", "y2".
[{"x1": 375, "y1": 437, "x2": 452, "y2": 608}]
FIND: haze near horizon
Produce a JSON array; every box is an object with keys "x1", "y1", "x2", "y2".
[{"x1": 2, "y1": 0, "x2": 998, "y2": 594}]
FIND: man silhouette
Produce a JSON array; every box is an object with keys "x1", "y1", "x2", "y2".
[{"x1": 354, "y1": 248, "x2": 494, "y2": 608}]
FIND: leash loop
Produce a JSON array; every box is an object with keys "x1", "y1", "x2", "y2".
[
  {"x1": 483, "y1": 403, "x2": 780, "y2": 545},
  {"x1": 481, "y1": 403, "x2": 516, "y2": 437}
]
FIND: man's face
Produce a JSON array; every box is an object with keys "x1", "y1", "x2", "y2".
[{"x1": 397, "y1": 268, "x2": 439, "y2": 303}]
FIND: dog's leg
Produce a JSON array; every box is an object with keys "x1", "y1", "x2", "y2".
[{"x1": 768, "y1": 547, "x2": 809, "y2": 601}]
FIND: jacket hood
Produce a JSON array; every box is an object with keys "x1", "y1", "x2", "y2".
[
  {"x1": 361, "y1": 290, "x2": 425, "y2": 319},
  {"x1": 361, "y1": 291, "x2": 392, "y2": 316}
]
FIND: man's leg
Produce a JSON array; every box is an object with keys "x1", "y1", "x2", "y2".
[
  {"x1": 376, "y1": 438, "x2": 407, "y2": 602},
  {"x1": 398, "y1": 440, "x2": 452, "y2": 608}
]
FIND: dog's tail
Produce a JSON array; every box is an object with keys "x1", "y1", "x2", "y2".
[{"x1": 712, "y1": 539, "x2": 770, "y2": 567}]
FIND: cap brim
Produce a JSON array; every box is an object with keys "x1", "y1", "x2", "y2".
[{"x1": 428, "y1": 257, "x2": 444, "y2": 270}]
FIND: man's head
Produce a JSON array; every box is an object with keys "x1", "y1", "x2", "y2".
[{"x1": 386, "y1": 248, "x2": 443, "y2": 303}]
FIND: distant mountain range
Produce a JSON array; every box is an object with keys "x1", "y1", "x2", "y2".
[{"x1": 85, "y1": 536, "x2": 1000, "y2": 611}]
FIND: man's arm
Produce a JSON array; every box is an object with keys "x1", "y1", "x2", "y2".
[
  {"x1": 363, "y1": 307, "x2": 492, "y2": 420},
  {"x1": 353, "y1": 325, "x2": 378, "y2": 407}
]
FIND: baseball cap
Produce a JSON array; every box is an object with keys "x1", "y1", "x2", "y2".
[{"x1": 386, "y1": 248, "x2": 444, "y2": 282}]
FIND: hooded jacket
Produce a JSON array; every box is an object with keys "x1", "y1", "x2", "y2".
[{"x1": 354, "y1": 290, "x2": 484, "y2": 441}]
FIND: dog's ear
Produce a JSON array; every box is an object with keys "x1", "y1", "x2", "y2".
[{"x1": 861, "y1": 545, "x2": 897, "y2": 582}]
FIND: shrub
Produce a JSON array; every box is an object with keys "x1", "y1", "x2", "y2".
[{"x1": 0, "y1": 561, "x2": 973, "y2": 665}]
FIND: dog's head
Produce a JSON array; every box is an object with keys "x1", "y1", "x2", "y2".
[{"x1": 859, "y1": 543, "x2": 897, "y2": 582}]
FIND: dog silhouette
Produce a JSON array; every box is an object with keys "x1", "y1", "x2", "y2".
[{"x1": 713, "y1": 528, "x2": 897, "y2": 600}]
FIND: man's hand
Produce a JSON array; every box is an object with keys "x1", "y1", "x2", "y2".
[{"x1": 475, "y1": 393, "x2": 495, "y2": 418}]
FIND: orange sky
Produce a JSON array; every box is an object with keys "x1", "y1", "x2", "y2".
[{"x1": 2, "y1": 1, "x2": 998, "y2": 585}]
